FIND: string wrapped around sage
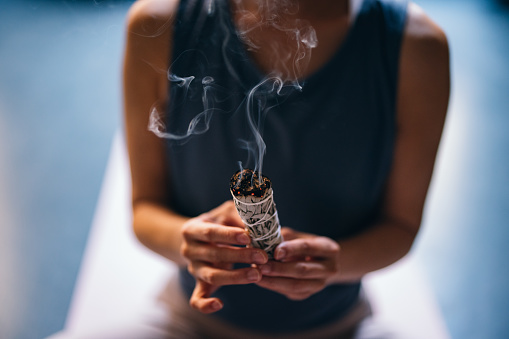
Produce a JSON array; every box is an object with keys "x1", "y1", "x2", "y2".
[{"x1": 230, "y1": 169, "x2": 283, "y2": 259}]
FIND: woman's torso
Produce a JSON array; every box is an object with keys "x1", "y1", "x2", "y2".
[{"x1": 164, "y1": 0, "x2": 407, "y2": 333}]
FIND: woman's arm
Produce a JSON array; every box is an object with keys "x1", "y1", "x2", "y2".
[
  {"x1": 256, "y1": 3, "x2": 450, "y2": 297},
  {"x1": 123, "y1": 0, "x2": 189, "y2": 266},
  {"x1": 336, "y1": 2, "x2": 450, "y2": 281},
  {"x1": 123, "y1": 2, "x2": 268, "y2": 312}
]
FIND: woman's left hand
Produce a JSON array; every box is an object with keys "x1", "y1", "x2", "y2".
[{"x1": 256, "y1": 227, "x2": 341, "y2": 300}]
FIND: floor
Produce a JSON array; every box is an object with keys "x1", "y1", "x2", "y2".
[{"x1": 0, "y1": 0, "x2": 508, "y2": 338}]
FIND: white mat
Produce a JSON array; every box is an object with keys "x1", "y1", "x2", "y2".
[{"x1": 50, "y1": 133, "x2": 450, "y2": 338}]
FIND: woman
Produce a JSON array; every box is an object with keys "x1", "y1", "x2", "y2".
[{"x1": 123, "y1": 0, "x2": 449, "y2": 337}]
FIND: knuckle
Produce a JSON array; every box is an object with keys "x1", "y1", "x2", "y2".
[
  {"x1": 203, "y1": 270, "x2": 215, "y2": 285},
  {"x1": 181, "y1": 224, "x2": 192, "y2": 239},
  {"x1": 329, "y1": 241, "x2": 340, "y2": 255},
  {"x1": 225, "y1": 200, "x2": 235, "y2": 211},
  {"x1": 322, "y1": 238, "x2": 340, "y2": 253},
  {"x1": 202, "y1": 227, "x2": 213, "y2": 242},
  {"x1": 300, "y1": 240, "x2": 311, "y2": 251},
  {"x1": 296, "y1": 263, "x2": 309, "y2": 276},
  {"x1": 281, "y1": 227, "x2": 292, "y2": 237},
  {"x1": 189, "y1": 298, "x2": 199, "y2": 310},
  {"x1": 180, "y1": 243, "x2": 190, "y2": 258}
]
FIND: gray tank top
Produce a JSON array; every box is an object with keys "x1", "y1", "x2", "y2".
[{"x1": 165, "y1": 0, "x2": 407, "y2": 333}]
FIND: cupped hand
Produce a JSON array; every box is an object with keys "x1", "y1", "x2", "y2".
[
  {"x1": 180, "y1": 201, "x2": 268, "y2": 313},
  {"x1": 256, "y1": 227, "x2": 341, "y2": 301}
]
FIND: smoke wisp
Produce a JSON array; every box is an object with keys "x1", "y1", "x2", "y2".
[{"x1": 148, "y1": 0, "x2": 318, "y2": 179}]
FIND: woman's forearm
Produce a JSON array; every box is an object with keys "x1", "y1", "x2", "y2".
[
  {"x1": 132, "y1": 201, "x2": 189, "y2": 267},
  {"x1": 335, "y1": 219, "x2": 417, "y2": 283}
]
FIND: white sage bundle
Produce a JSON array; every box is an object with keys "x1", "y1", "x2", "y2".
[{"x1": 230, "y1": 169, "x2": 283, "y2": 259}]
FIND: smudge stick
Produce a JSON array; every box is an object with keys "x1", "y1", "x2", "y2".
[{"x1": 230, "y1": 169, "x2": 283, "y2": 259}]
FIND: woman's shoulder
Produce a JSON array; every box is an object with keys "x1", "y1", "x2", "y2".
[
  {"x1": 126, "y1": 0, "x2": 180, "y2": 36},
  {"x1": 123, "y1": 0, "x2": 180, "y2": 101},
  {"x1": 396, "y1": 2, "x2": 450, "y2": 145},
  {"x1": 404, "y1": 2, "x2": 449, "y2": 54},
  {"x1": 124, "y1": 0, "x2": 180, "y2": 73},
  {"x1": 399, "y1": 2, "x2": 450, "y2": 99}
]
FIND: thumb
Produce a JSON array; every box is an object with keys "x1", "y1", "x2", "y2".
[{"x1": 189, "y1": 279, "x2": 223, "y2": 314}]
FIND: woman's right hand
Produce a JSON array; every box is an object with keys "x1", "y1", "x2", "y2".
[{"x1": 180, "y1": 201, "x2": 268, "y2": 313}]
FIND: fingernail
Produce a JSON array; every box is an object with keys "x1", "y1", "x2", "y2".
[
  {"x1": 247, "y1": 269, "x2": 260, "y2": 281},
  {"x1": 260, "y1": 264, "x2": 271, "y2": 275},
  {"x1": 252, "y1": 251, "x2": 266, "y2": 264},
  {"x1": 237, "y1": 233, "x2": 250, "y2": 244},
  {"x1": 275, "y1": 248, "x2": 286, "y2": 260}
]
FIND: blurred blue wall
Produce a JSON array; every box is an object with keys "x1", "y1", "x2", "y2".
[{"x1": 0, "y1": 1, "x2": 132, "y2": 338}]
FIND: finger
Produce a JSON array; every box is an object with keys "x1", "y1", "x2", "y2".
[
  {"x1": 214, "y1": 213, "x2": 244, "y2": 228},
  {"x1": 204, "y1": 201, "x2": 244, "y2": 228},
  {"x1": 189, "y1": 280, "x2": 223, "y2": 314},
  {"x1": 218, "y1": 203, "x2": 245, "y2": 228},
  {"x1": 259, "y1": 260, "x2": 333, "y2": 279},
  {"x1": 190, "y1": 262, "x2": 262, "y2": 286},
  {"x1": 182, "y1": 221, "x2": 251, "y2": 246},
  {"x1": 280, "y1": 227, "x2": 306, "y2": 241},
  {"x1": 255, "y1": 276, "x2": 325, "y2": 300},
  {"x1": 181, "y1": 244, "x2": 268, "y2": 265},
  {"x1": 274, "y1": 237, "x2": 339, "y2": 261}
]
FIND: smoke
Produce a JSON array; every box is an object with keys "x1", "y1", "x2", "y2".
[
  {"x1": 244, "y1": 76, "x2": 284, "y2": 177},
  {"x1": 148, "y1": 74, "x2": 201, "y2": 140},
  {"x1": 232, "y1": 0, "x2": 318, "y2": 88},
  {"x1": 148, "y1": 0, "x2": 318, "y2": 179}
]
